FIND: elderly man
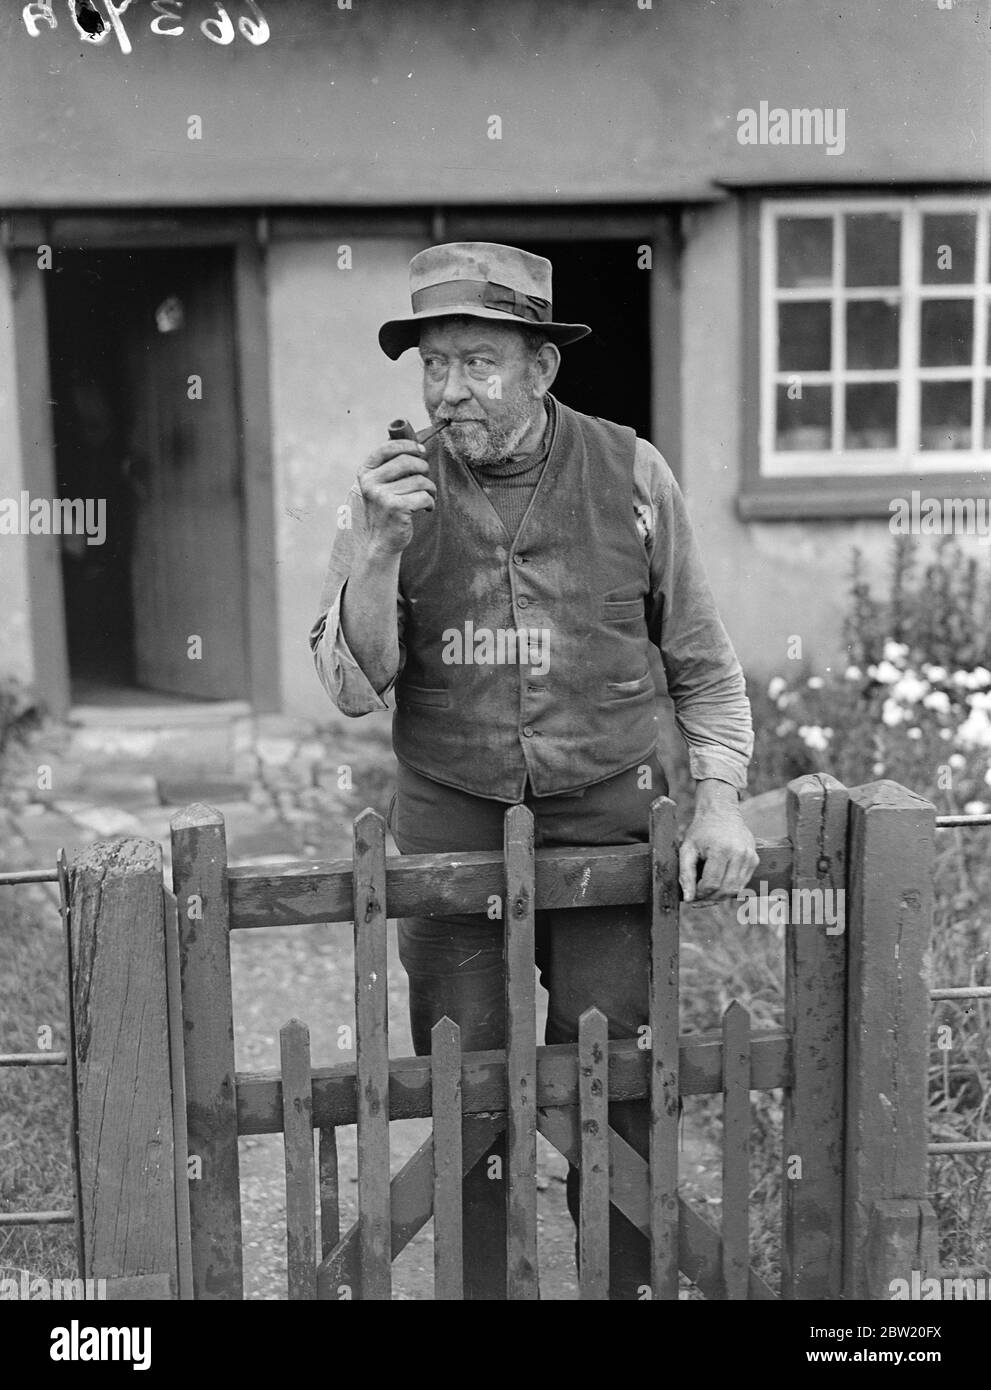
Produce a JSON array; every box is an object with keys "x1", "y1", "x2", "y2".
[{"x1": 310, "y1": 242, "x2": 757, "y2": 1300}]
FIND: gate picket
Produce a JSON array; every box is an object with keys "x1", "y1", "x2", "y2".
[
  {"x1": 648, "y1": 797, "x2": 680, "y2": 1300},
  {"x1": 431, "y1": 1017, "x2": 464, "y2": 1300},
  {"x1": 504, "y1": 804, "x2": 538, "y2": 1300},
  {"x1": 353, "y1": 808, "x2": 391, "y2": 1301},
  {"x1": 578, "y1": 1007, "x2": 610, "y2": 1300},
  {"x1": 280, "y1": 1019, "x2": 316, "y2": 1301},
  {"x1": 721, "y1": 1001, "x2": 751, "y2": 1300},
  {"x1": 319, "y1": 1127, "x2": 340, "y2": 1258}
]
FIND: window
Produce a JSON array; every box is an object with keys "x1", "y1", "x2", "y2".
[{"x1": 741, "y1": 194, "x2": 991, "y2": 518}]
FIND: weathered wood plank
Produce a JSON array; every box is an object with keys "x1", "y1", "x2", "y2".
[
  {"x1": 782, "y1": 774, "x2": 848, "y2": 1300},
  {"x1": 353, "y1": 808, "x2": 391, "y2": 1301},
  {"x1": 237, "y1": 1030, "x2": 793, "y2": 1133},
  {"x1": 162, "y1": 890, "x2": 194, "y2": 1301},
  {"x1": 171, "y1": 805, "x2": 243, "y2": 1300},
  {"x1": 431, "y1": 1018, "x2": 464, "y2": 1301},
  {"x1": 280, "y1": 1020, "x2": 316, "y2": 1301},
  {"x1": 578, "y1": 1007, "x2": 609, "y2": 1300},
  {"x1": 316, "y1": 1117, "x2": 505, "y2": 1299},
  {"x1": 539, "y1": 1107, "x2": 778, "y2": 1301},
  {"x1": 721, "y1": 1001, "x2": 751, "y2": 1300},
  {"x1": 226, "y1": 839, "x2": 793, "y2": 930},
  {"x1": 504, "y1": 804, "x2": 539, "y2": 1300},
  {"x1": 648, "y1": 797, "x2": 680, "y2": 1301},
  {"x1": 69, "y1": 837, "x2": 178, "y2": 1292},
  {"x1": 844, "y1": 781, "x2": 939, "y2": 1299},
  {"x1": 319, "y1": 1128, "x2": 340, "y2": 1259},
  {"x1": 679, "y1": 1198, "x2": 778, "y2": 1303},
  {"x1": 57, "y1": 848, "x2": 85, "y2": 1278},
  {"x1": 103, "y1": 1273, "x2": 177, "y2": 1300}
]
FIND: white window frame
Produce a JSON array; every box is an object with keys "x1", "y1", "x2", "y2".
[{"x1": 760, "y1": 194, "x2": 991, "y2": 478}]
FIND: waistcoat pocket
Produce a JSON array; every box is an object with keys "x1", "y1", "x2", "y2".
[{"x1": 399, "y1": 684, "x2": 451, "y2": 708}]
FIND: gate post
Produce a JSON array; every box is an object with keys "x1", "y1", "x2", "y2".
[
  {"x1": 843, "y1": 780, "x2": 939, "y2": 1299},
  {"x1": 69, "y1": 836, "x2": 179, "y2": 1298},
  {"x1": 782, "y1": 773, "x2": 848, "y2": 1299},
  {"x1": 171, "y1": 804, "x2": 243, "y2": 1300}
]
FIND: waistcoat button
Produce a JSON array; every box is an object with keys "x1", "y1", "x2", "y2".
[{"x1": 522, "y1": 725, "x2": 534, "y2": 737}]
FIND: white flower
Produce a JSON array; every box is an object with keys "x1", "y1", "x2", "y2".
[
  {"x1": 807, "y1": 676, "x2": 824, "y2": 690},
  {"x1": 881, "y1": 699, "x2": 905, "y2": 727},
  {"x1": 925, "y1": 665, "x2": 948, "y2": 683},
  {"x1": 940, "y1": 728, "x2": 953, "y2": 740},
  {"x1": 872, "y1": 660, "x2": 901, "y2": 685},
  {"x1": 798, "y1": 725, "x2": 831, "y2": 753},
  {"x1": 922, "y1": 690, "x2": 951, "y2": 714},
  {"x1": 872, "y1": 761, "x2": 886, "y2": 776},
  {"x1": 907, "y1": 727, "x2": 923, "y2": 740},
  {"x1": 951, "y1": 670, "x2": 971, "y2": 689},
  {"x1": 957, "y1": 708, "x2": 991, "y2": 750},
  {"x1": 892, "y1": 675, "x2": 929, "y2": 706},
  {"x1": 768, "y1": 676, "x2": 787, "y2": 701},
  {"x1": 883, "y1": 640, "x2": 910, "y2": 665},
  {"x1": 949, "y1": 753, "x2": 967, "y2": 770},
  {"x1": 845, "y1": 665, "x2": 862, "y2": 681},
  {"x1": 971, "y1": 667, "x2": 991, "y2": 688},
  {"x1": 963, "y1": 801, "x2": 989, "y2": 816}
]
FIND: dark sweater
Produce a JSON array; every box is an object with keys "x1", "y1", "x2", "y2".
[{"x1": 466, "y1": 398, "x2": 555, "y2": 539}]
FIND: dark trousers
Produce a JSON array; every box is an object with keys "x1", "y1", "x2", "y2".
[{"x1": 389, "y1": 749, "x2": 669, "y2": 1300}]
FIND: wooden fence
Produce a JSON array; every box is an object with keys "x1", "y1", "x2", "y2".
[{"x1": 23, "y1": 773, "x2": 955, "y2": 1299}]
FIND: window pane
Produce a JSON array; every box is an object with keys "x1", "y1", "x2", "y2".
[
  {"x1": 777, "y1": 217, "x2": 833, "y2": 288},
  {"x1": 845, "y1": 382, "x2": 898, "y2": 449},
  {"x1": 845, "y1": 212, "x2": 900, "y2": 286},
  {"x1": 776, "y1": 383, "x2": 831, "y2": 451},
  {"x1": 922, "y1": 213, "x2": 977, "y2": 285},
  {"x1": 846, "y1": 300, "x2": 899, "y2": 370},
  {"x1": 920, "y1": 299, "x2": 974, "y2": 367},
  {"x1": 778, "y1": 301, "x2": 831, "y2": 371},
  {"x1": 985, "y1": 381, "x2": 991, "y2": 448},
  {"x1": 920, "y1": 380, "x2": 973, "y2": 450}
]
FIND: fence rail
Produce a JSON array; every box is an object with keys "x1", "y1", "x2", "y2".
[{"x1": 2, "y1": 780, "x2": 988, "y2": 1298}]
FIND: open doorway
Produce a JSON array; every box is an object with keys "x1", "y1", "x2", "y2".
[
  {"x1": 514, "y1": 240, "x2": 652, "y2": 439},
  {"x1": 45, "y1": 248, "x2": 250, "y2": 703}
]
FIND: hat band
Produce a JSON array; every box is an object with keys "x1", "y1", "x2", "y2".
[{"x1": 411, "y1": 278, "x2": 552, "y2": 324}]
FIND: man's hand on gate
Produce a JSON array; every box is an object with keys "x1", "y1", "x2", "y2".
[{"x1": 679, "y1": 778, "x2": 759, "y2": 904}]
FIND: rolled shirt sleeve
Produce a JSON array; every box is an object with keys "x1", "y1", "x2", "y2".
[
  {"x1": 634, "y1": 440, "x2": 754, "y2": 791},
  {"x1": 309, "y1": 483, "x2": 407, "y2": 716}
]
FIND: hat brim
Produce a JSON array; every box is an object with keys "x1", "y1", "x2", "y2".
[{"x1": 378, "y1": 306, "x2": 592, "y2": 360}]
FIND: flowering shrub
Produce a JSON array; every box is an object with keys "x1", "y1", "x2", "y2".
[
  {"x1": 759, "y1": 642, "x2": 991, "y2": 818},
  {"x1": 750, "y1": 538, "x2": 991, "y2": 818},
  {"x1": 738, "y1": 537, "x2": 991, "y2": 1274}
]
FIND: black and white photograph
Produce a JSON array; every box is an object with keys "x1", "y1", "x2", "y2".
[{"x1": 0, "y1": 0, "x2": 989, "y2": 1351}]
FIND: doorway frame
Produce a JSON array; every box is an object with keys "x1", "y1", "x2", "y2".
[{"x1": 3, "y1": 211, "x2": 280, "y2": 716}]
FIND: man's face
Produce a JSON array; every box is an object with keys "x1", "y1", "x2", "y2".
[{"x1": 419, "y1": 318, "x2": 542, "y2": 466}]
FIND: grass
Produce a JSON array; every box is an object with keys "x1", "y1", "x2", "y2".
[{"x1": 0, "y1": 888, "x2": 78, "y2": 1286}]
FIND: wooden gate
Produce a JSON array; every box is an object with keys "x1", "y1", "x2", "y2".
[{"x1": 60, "y1": 773, "x2": 943, "y2": 1299}]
